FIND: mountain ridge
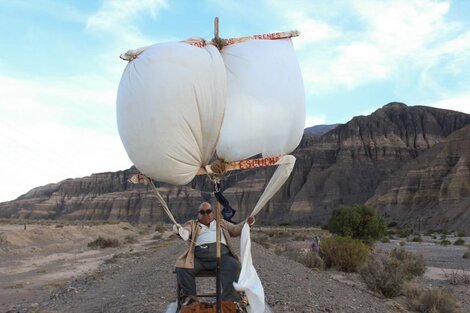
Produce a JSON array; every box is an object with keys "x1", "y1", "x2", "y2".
[{"x1": 1, "y1": 102, "x2": 469, "y2": 230}]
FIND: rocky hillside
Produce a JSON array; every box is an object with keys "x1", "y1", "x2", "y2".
[
  {"x1": 304, "y1": 124, "x2": 339, "y2": 135},
  {"x1": 367, "y1": 124, "x2": 470, "y2": 230},
  {"x1": 1, "y1": 103, "x2": 469, "y2": 230}
]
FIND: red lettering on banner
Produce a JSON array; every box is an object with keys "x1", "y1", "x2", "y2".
[
  {"x1": 187, "y1": 41, "x2": 206, "y2": 48},
  {"x1": 237, "y1": 156, "x2": 280, "y2": 170}
]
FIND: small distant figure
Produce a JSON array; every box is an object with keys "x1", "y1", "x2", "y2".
[{"x1": 311, "y1": 236, "x2": 321, "y2": 254}]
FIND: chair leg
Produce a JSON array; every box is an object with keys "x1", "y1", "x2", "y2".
[{"x1": 176, "y1": 280, "x2": 182, "y2": 312}]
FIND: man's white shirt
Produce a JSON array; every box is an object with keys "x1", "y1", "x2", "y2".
[
  {"x1": 196, "y1": 220, "x2": 227, "y2": 246},
  {"x1": 173, "y1": 220, "x2": 227, "y2": 246}
]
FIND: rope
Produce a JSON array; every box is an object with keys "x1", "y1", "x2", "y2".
[{"x1": 147, "y1": 179, "x2": 179, "y2": 226}]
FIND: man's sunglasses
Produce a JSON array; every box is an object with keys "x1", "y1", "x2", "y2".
[{"x1": 199, "y1": 209, "x2": 213, "y2": 215}]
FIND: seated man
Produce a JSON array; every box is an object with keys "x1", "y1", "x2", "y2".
[{"x1": 173, "y1": 202, "x2": 254, "y2": 306}]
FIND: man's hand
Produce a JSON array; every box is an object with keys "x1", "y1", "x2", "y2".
[
  {"x1": 172, "y1": 224, "x2": 190, "y2": 241},
  {"x1": 246, "y1": 216, "x2": 255, "y2": 226}
]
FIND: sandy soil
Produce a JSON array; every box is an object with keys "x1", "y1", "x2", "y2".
[{"x1": 0, "y1": 221, "x2": 160, "y2": 311}]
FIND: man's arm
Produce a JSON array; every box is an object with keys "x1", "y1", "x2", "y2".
[
  {"x1": 172, "y1": 220, "x2": 192, "y2": 241},
  {"x1": 215, "y1": 189, "x2": 236, "y2": 222},
  {"x1": 222, "y1": 220, "x2": 243, "y2": 237},
  {"x1": 222, "y1": 217, "x2": 255, "y2": 237}
]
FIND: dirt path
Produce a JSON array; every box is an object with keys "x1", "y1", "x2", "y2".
[{"x1": 5, "y1": 238, "x2": 401, "y2": 313}]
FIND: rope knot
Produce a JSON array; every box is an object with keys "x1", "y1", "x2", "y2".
[{"x1": 210, "y1": 159, "x2": 226, "y2": 176}]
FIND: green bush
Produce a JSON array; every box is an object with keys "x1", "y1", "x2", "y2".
[
  {"x1": 440, "y1": 239, "x2": 451, "y2": 246},
  {"x1": 411, "y1": 234, "x2": 422, "y2": 242},
  {"x1": 319, "y1": 236, "x2": 370, "y2": 272},
  {"x1": 416, "y1": 288, "x2": 459, "y2": 313},
  {"x1": 360, "y1": 248, "x2": 425, "y2": 298},
  {"x1": 327, "y1": 205, "x2": 385, "y2": 242},
  {"x1": 424, "y1": 230, "x2": 434, "y2": 237},
  {"x1": 398, "y1": 227, "x2": 413, "y2": 238},
  {"x1": 88, "y1": 236, "x2": 120, "y2": 249},
  {"x1": 457, "y1": 231, "x2": 466, "y2": 237},
  {"x1": 454, "y1": 238, "x2": 465, "y2": 246}
]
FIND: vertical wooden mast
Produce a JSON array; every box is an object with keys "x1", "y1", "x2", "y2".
[{"x1": 214, "y1": 17, "x2": 222, "y2": 313}]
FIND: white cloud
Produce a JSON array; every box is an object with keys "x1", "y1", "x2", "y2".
[
  {"x1": 0, "y1": 75, "x2": 131, "y2": 202},
  {"x1": 282, "y1": 13, "x2": 338, "y2": 48},
  {"x1": 87, "y1": 0, "x2": 168, "y2": 31},
  {"x1": 416, "y1": 92, "x2": 470, "y2": 114},
  {"x1": 86, "y1": 0, "x2": 172, "y2": 54},
  {"x1": 276, "y1": 0, "x2": 470, "y2": 96}
]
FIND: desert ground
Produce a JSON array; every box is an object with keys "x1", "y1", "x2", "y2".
[{"x1": 1, "y1": 220, "x2": 469, "y2": 313}]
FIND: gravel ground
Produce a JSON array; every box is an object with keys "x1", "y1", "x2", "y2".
[
  {"x1": 376, "y1": 238, "x2": 470, "y2": 269},
  {"x1": 7, "y1": 233, "x2": 470, "y2": 313},
  {"x1": 7, "y1": 236, "x2": 402, "y2": 313}
]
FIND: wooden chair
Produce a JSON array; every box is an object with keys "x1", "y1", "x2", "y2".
[{"x1": 175, "y1": 269, "x2": 217, "y2": 311}]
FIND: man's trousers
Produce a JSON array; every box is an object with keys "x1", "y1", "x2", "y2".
[{"x1": 175, "y1": 243, "x2": 241, "y2": 301}]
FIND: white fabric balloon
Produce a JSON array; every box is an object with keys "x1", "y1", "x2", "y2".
[
  {"x1": 117, "y1": 43, "x2": 226, "y2": 185},
  {"x1": 216, "y1": 39, "x2": 305, "y2": 162}
]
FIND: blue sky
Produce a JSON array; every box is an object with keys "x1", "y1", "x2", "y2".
[{"x1": 0, "y1": 0, "x2": 469, "y2": 202}]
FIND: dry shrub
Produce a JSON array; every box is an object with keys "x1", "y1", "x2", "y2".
[
  {"x1": 264, "y1": 229, "x2": 290, "y2": 238},
  {"x1": 463, "y1": 251, "x2": 470, "y2": 259},
  {"x1": 403, "y1": 282, "x2": 421, "y2": 297},
  {"x1": 320, "y1": 236, "x2": 369, "y2": 272},
  {"x1": 298, "y1": 251, "x2": 324, "y2": 270},
  {"x1": 360, "y1": 252, "x2": 405, "y2": 297},
  {"x1": 444, "y1": 269, "x2": 470, "y2": 285},
  {"x1": 124, "y1": 235, "x2": 138, "y2": 244},
  {"x1": 360, "y1": 248, "x2": 425, "y2": 298},
  {"x1": 0, "y1": 233, "x2": 7, "y2": 244},
  {"x1": 252, "y1": 235, "x2": 272, "y2": 250},
  {"x1": 88, "y1": 236, "x2": 120, "y2": 249},
  {"x1": 274, "y1": 245, "x2": 285, "y2": 256},
  {"x1": 391, "y1": 248, "x2": 426, "y2": 278},
  {"x1": 453, "y1": 238, "x2": 465, "y2": 246},
  {"x1": 416, "y1": 288, "x2": 459, "y2": 313},
  {"x1": 381, "y1": 237, "x2": 391, "y2": 243},
  {"x1": 154, "y1": 224, "x2": 167, "y2": 233},
  {"x1": 275, "y1": 245, "x2": 325, "y2": 270},
  {"x1": 403, "y1": 282, "x2": 423, "y2": 308}
]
